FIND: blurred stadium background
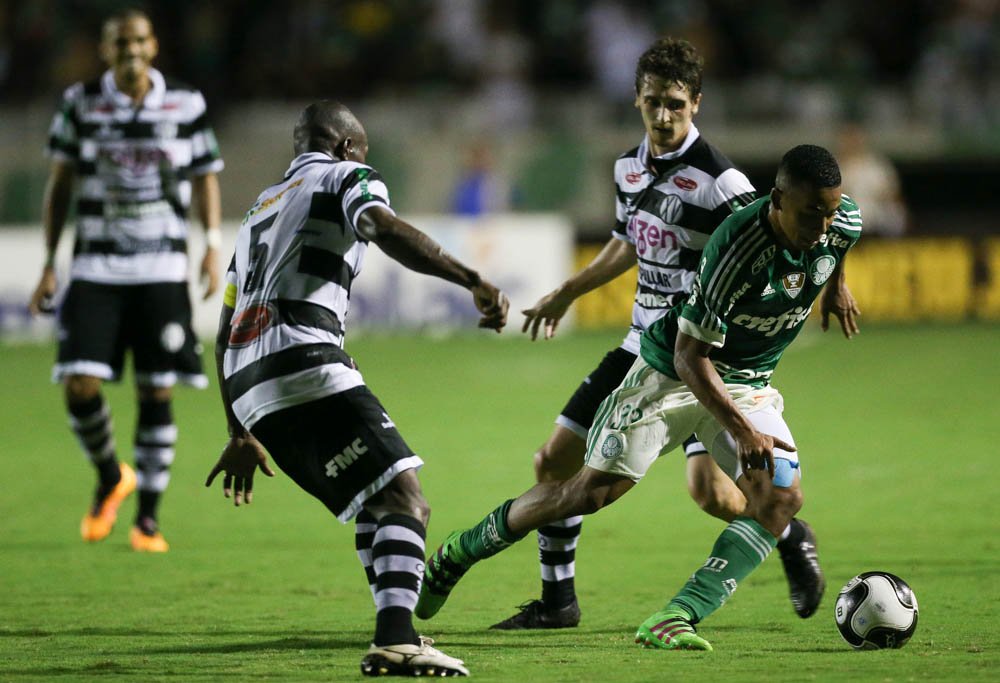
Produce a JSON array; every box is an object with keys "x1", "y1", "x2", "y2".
[{"x1": 1, "y1": 0, "x2": 999, "y2": 337}]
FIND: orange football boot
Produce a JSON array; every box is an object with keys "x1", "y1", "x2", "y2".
[
  {"x1": 80, "y1": 462, "x2": 136, "y2": 542},
  {"x1": 129, "y1": 526, "x2": 170, "y2": 553}
]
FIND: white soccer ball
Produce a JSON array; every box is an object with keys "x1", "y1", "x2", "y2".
[{"x1": 835, "y1": 571, "x2": 918, "y2": 650}]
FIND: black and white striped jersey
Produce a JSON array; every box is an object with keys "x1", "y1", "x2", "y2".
[
  {"x1": 222, "y1": 152, "x2": 394, "y2": 429},
  {"x1": 612, "y1": 124, "x2": 756, "y2": 353},
  {"x1": 47, "y1": 68, "x2": 224, "y2": 284}
]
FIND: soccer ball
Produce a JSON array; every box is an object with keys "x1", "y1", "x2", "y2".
[{"x1": 835, "y1": 571, "x2": 918, "y2": 650}]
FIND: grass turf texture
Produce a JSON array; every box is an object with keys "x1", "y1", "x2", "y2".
[{"x1": 1, "y1": 323, "x2": 997, "y2": 681}]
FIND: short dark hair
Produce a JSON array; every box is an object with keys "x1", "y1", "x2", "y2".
[
  {"x1": 104, "y1": 7, "x2": 152, "y2": 30},
  {"x1": 634, "y1": 38, "x2": 703, "y2": 98},
  {"x1": 776, "y1": 144, "x2": 841, "y2": 190}
]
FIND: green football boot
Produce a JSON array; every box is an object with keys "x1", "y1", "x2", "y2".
[
  {"x1": 635, "y1": 610, "x2": 713, "y2": 651},
  {"x1": 415, "y1": 531, "x2": 472, "y2": 620}
]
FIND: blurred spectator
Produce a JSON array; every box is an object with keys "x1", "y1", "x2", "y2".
[
  {"x1": 837, "y1": 122, "x2": 909, "y2": 238},
  {"x1": 450, "y1": 141, "x2": 519, "y2": 216}
]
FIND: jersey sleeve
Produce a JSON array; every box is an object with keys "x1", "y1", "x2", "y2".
[
  {"x1": 339, "y1": 164, "x2": 395, "y2": 237},
  {"x1": 678, "y1": 223, "x2": 763, "y2": 347},
  {"x1": 711, "y1": 168, "x2": 757, "y2": 215},
  {"x1": 186, "y1": 91, "x2": 225, "y2": 176},
  {"x1": 833, "y1": 195, "x2": 863, "y2": 245},
  {"x1": 46, "y1": 84, "x2": 82, "y2": 162}
]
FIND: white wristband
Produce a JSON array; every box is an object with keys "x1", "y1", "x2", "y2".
[{"x1": 205, "y1": 228, "x2": 222, "y2": 249}]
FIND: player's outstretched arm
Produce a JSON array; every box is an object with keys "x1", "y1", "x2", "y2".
[
  {"x1": 819, "y1": 258, "x2": 859, "y2": 338},
  {"x1": 356, "y1": 206, "x2": 509, "y2": 331},
  {"x1": 522, "y1": 236, "x2": 636, "y2": 340},
  {"x1": 207, "y1": 301, "x2": 275, "y2": 505}
]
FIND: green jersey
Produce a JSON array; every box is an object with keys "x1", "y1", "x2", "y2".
[{"x1": 641, "y1": 195, "x2": 862, "y2": 387}]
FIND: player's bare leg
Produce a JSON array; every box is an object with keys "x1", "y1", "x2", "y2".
[{"x1": 418, "y1": 467, "x2": 633, "y2": 621}]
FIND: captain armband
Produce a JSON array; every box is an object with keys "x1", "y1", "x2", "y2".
[{"x1": 223, "y1": 282, "x2": 237, "y2": 308}]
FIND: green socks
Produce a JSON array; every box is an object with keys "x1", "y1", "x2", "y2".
[
  {"x1": 668, "y1": 516, "x2": 777, "y2": 623},
  {"x1": 457, "y1": 499, "x2": 526, "y2": 564}
]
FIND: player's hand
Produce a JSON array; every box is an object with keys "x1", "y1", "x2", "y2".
[
  {"x1": 200, "y1": 248, "x2": 220, "y2": 300},
  {"x1": 521, "y1": 288, "x2": 573, "y2": 340},
  {"x1": 736, "y1": 430, "x2": 796, "y2": 483},
  {"x1": 29, "y1": 266, "x2": 58, "y2": 315},
  {"x1": 471, "y1": 280, "x2": 509, "y2": 332},
  {"x1": 820, "y1": 280, "x2": 860, "y2": 339},
  {"x1": 205, "y1": 433, "x2": 275, "y2": 506}
]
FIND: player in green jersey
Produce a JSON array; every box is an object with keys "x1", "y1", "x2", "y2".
[{"x1": 415, "y1": 144, "x2": 861, "y2": 651}]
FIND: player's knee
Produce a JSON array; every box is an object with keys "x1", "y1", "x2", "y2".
[
  {"x1": 690, "y1": 479, "x2": 744, "y2": 521},
  {"x1": 64, "y1": 375, "x2": 101, "y2": 403},
  {"x1": 533, "y1": 442, "x2": 581, "y2": 483}
]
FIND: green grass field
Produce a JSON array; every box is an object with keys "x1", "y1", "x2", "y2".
[{"x1": 1, "y1": 323, "x2": 998, "y2": 681}]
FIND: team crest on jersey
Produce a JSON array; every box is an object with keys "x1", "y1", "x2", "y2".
[
  {"x1": 810, "y1": 255, "x2": 837, "y2": 285},
  {"x1": 655, "y1": 193, "x2": 683, "y2": 224},
  {"x1": 154, "y1": 121, "x2": 178, "y2": 139},
  {"x1": 625, "y1": 171, "x2": 642, "y2": 184},
  {"x1": 601, "y1": 434, "x2": 623, "y2": 459},
  {"x1": 781, "y1": 272, "x2": 806, "y2": 298}
]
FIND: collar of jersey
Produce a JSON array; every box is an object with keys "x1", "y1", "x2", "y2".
[
  {"x1": 101, "y1": 68, "x2": 166, "y2": 109},
  {"x1": 284, "y1": 151, "x2": 339, "y2": 180},
  {"x1": 638, "y1": 123, "x2": 699, "y2": 174}
]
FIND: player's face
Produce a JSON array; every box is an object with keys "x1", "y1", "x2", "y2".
[
  {"x1": 634, "y1": 75, "x2": 700, "y2": 156},
  {"x1": 101, "y1": 16, "x2": 158, "y2": 85},
  {"x1": 771, "y1": 183, "x2": 842, "y2": 251}
]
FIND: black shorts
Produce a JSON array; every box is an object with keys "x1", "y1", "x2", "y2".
[
  {"x1": 556, "y1": 346, "x2": 637, "y2": 438},
  {"x1": 557, "y1": 346, "x2": 708, "y2": 456},
  {"x1": 250, "y1": 387, "x2": 423, "y2": 522},
  {"x1": 54, "y1": 280, "x2": 205, "y2": 387}
]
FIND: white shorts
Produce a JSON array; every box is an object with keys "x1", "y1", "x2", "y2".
[{"x1": 584, "y1": 356, "x2": 798, "y2": 484}]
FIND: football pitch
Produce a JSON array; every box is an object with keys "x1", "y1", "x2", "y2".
[{"x1": 1, "y1": 323, "x2": 997, "y2": 682}]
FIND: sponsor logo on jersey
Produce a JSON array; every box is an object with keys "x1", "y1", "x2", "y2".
[
  {"x1": 810, "y1": 255, "x2": 837, "y2": 285},
  {"x1": 730, "y1": 305, "x2": 812, "y2": 337},
  {"x1": 242, "y1": 177, "x2": 304, "y2": 224},
  {"x1": 781, "y1": 271, "x2": 806, "y2": 298},
  {"x1": 325, "y1": 437, "x2": 368, "y2": 478},
  {"x1": 729, "y1": 281, "x2": 751, "y2": 308},
  {"x1": 629, "y1": 215, "x2": 679, "y2": 257},
  {"x1": 229, "y1": 302, "x2": 276, "y2": 347},
  {"x1": 826, "y1": 232, "x2": 851, "y2": 248},
  {"x1": 761, "y1": 282, "x2": 776, "y2": 296},
  {"x1": 601, "y1": 434, "x2": 623, "y2": 459},
  {"x1": 625, "y1": 171, "x2": 643, "y2": 184},
  {"x1": 751, "y1": 245, "x2": 777, "y2": 274},
  {"x1": 673, "y1": 175, "x2": 698, "y2": 190}
]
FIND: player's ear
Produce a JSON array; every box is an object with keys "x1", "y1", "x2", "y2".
[
  {"x1": 770, "y1": 187, "x2": 783, "y2": 210},
  {"x1": 334, "y1": 138, "x2": 352, "y2": 161}
]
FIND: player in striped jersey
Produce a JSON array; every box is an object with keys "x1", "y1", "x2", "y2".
[
  {"x1": 494, "y1": 38, "x2": 828, "y2": 630},
  {"x1": 28, "y1": 9, "x2": 224, "y2": 552},
  {"x1": 206, "y1": 101, "x2": 508, "y2": 677},
  {"x1": 417, "y1": 144, "x2": 861, "y2": 652}
]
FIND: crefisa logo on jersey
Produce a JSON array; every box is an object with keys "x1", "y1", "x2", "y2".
[
  {"x1": 781, "y1": 272, "x2": 806, "y2": 298},
  {"x1": 810, "y1": 255, "x2": 837, "y2": 285}
]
